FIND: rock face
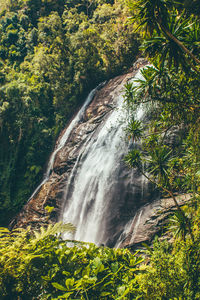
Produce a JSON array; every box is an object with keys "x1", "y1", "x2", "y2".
[
  {"x1": 11, "y1": 58, "x2": 191, "y2": 248},
  {"x1": 116, "y1": 194, "x2": 191, "y2": 249},
  {"x1": 11, "y1": 61, "x2": 145, "y2": 231}
]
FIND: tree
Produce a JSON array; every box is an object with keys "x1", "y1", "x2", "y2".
[{"x1": 123, "y1": 88, "x2": 195, "y2": 240}]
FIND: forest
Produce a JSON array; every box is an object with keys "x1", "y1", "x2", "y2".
[
  {"x1": 1, "y1": 0, "x2": 200, "y2": 299},
  {"x1": 0, "y1": 0, "x2": 139, "y2": 225}
]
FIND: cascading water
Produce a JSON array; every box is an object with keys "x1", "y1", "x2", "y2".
[
  {"x1": 14, "y1": 62, "x2": 185, "y2": 246},
  {"x1": 61, "y1": 69, "x2": 149, "y2": 246},
  {"x1": 15, "y1": 61, "x2": 155, "y2": 247},
  {"x1": 28, "y1": 84, "x2": 103, "y2": 201}
]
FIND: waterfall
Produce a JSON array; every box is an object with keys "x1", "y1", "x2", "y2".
[
  {"x1": 46, "y1": 83, "x2": 105, "y2": 177},
  {"x1": 61, "y1": 69, "x2": 148, "y2": 246},
  {"x1": 28, "y1": 84, "x2": 104, "y2": 201},
  {"x1": 21, "y1": 62, "x2": 153, "y2": 248}
]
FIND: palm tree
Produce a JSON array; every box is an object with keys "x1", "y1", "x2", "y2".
[
  {"x1": 124, "y1": 145, "x2": 194, "y2": 241},
  {"x1": 141, "y1": 11, "x2": 198, "y2": 70},
  {"x1": 169, "y1": 210, "x2": 188, "y2": 241},
  {"x1": 125, "y1": 118, "x2": 143, "y2": 142}
]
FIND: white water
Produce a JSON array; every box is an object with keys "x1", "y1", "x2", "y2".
[
  {"x1": 115, "y1": 199, "x2": 161, "y2": 248},
  {"x1": 28, "y1": 84, "x2": 103, "y2": 201},
  {"x1": 62, "y1": 70, "x2": 146, "y2": 245},
  {"x1": 115, "y1": 209, "x2": 143, "y2": 248}
]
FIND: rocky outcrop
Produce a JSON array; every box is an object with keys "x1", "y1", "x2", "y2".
[
  {"x1": 11, "y1": 60, "x2": 147, "y2": 231},
  {"x1": 117, "y1": 194, "x2": 191, "y2": 250}
]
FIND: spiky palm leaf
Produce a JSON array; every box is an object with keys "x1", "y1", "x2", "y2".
[
  {"x1": 146, "y1": 145, "x2": 172, "y2": 184},
  {"x1": 129, "y1": 0, "x2": 171, "y2": 35},
  {"x1": 141, "y1": 11, "x2": 197, "y2": 70},
  {"x1": 169, "y1": 210, "x2": 188, "y2": 240},
  {"x1": 125, "y1": 118, "x2": 143, "y2": 142},
  {"x1": 124, "y1": 148, "x2": 142, "y2": 168}
]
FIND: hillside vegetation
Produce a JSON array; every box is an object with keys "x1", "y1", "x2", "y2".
[
  {"x1": 1, "y1": 0, "x2": 200, "y2": 299},
  {"x1": 0, "y1": 0, "x2": 139, "y2": 225}
]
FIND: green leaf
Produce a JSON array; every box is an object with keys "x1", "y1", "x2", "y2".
[
  {"x1": 100, "y1": 291, "x2": 111, "y2": 296},
  {"x1": 142, "y1": 242, "x2": 153, "y2": 254},
  {"x1": 74, "y1": 267, "x2": 82, "y2": 275},
  {"x1": 58, "y1": 292, "x2": 73, "y2": 299},
  {"x1": 111, "y1": 262, "x2": 119, "y2": 273},
  {"x1": 52, "y1": 282, "x2": 67, "y2": 291},
  {"x1": 92, "y1": 256, "x2": 105, "y2": 273},
  {"x1": 93, "y1": 257, "x2": 102, "y2": 268},
  {"x1": 82, "y1": 267, "x2": 90, "y2": 277},
  {"x1": 62, "y1": 271, "x2": 71, "y2": 277},
  {"x1": 117, "y1": 285, "x2": 126, "y2": 296},
  {"x1": 65, "y1": 278, "x2": 74, "y2": 289},
  {"x1": 0, "y1": 227, "x2": 10, "y2": 233}
]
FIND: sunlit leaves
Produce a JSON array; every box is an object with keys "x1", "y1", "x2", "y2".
[
  {"x1": 124, "y1": 148, "x2": 142, "y2": 169},
  {"x1": 125, "y1": 118, "x2": 143, "y2": 142},
  {"x1": 0, "y1": 224, "x2": 142, "y2": 299},
  {"x1": 141, "y1": 11, "x2": 200, "y2": 70},
  {"x1": 129, "y1": 0, "x2": 200, "y2": 71},
  {"x1": 146, "y1": 145, "x2": 172, "y2": 184},
  {"x1": 168, "y1": 210, "x2": 188, "y2": 240}
]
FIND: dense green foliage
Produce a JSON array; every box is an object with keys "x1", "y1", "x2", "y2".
[
  {"x1": 0, "y1": 0, "x2": 139, "y2": 226},
  {"x1": 122, "y1": 0, "x2": 200, "y2": 298},
  {"x1": 1, "y1": 0, "x2": 200, "y2": 299},
  {"x1": 135, "y1": 231, "x2": 200, "y2": 299},
  {"x1": 0, "y1": 223, "x2": 142, "y2": 299}
]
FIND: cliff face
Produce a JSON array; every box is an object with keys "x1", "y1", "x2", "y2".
[
  {"x1": 11, "y1": 66, "x2": 136, "y2": 230},
  {"x1": 11, "y1": 59, "x2": 147, "y2": 236},
  {"x1": 11, "y1": 59, "x2": 190, "y2": 248},
  {"x1": 117, "y1": 193, "x2": 191, "y2": 249}
]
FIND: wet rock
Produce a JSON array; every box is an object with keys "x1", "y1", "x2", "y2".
[
  {"x1": 117, "y1": 194, "x2": 192, "y2": 250},
  {"x1": 11, "y1": 67, "x2": 138, "y2": 230}
]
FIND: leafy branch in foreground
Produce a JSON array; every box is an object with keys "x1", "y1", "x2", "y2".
[
  {"x1": 124, "y1": 65, "x2": 200, "y2": 112},
  {"x1": 0, "y1": 223, "x2": 142, "y2": 299},
  {"x1": 168, "y1": 209, "x2": 188, "y2": 241},
  {"x1": 122, "y1": 1, "x2": 200, "y2": 299}
]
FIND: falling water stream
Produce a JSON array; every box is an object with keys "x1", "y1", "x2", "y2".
[
  {"x1": 61, "y1": 70, "x2": 147, "y2": 246},
  {"x1": 28, "y1": 84, "x2": 103, "y2": 201},
  {"x1": 27, "y1": 66, "x2": 150, "y2": 247}
]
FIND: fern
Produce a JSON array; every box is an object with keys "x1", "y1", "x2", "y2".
[
  {"x1": 0, "y1": 223, "x2": 141, "y2": 299},
  {"x1": 0, "y1": 222, "x2": 75, "y2": 297}
]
